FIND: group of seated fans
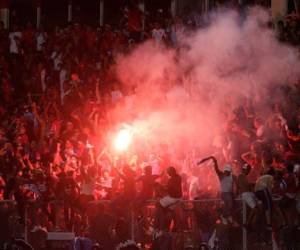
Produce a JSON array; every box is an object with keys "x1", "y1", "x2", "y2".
[{"x1": 0, "y1": 2, "x2": 300, "y2": 250}]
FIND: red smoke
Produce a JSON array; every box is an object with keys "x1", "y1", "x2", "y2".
[{"x1": 103, "y1": 8, "x2": 300, "y2": 194}]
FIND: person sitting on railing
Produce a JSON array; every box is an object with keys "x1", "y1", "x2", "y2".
[
  {"x1": 154, "y1": 166, "x2": 182, "y2": 233},
  {"x1": 135, "y1": 165, "x2": 161, "y2": 212},
  {"x1": 159, "y1": 167, "x2": 182, "y2": 209}
]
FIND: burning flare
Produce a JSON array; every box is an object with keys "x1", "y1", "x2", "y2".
[{"x1": 114, "y1": 127, "x2": 133, "y2": 152}]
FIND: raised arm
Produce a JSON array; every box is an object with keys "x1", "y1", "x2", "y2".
[
  {"x1": 211, "y1": 156, "x2": 223, "y2": 176},
  {"x1": 241, "y1": 151, "x2": 255, "y2": 165},
  {"x1": 197, "y1": 156, "x2": 223, "y2": 176},
  {"x1": 197, "y1": 156, "x2": 214, "y2": 165}
]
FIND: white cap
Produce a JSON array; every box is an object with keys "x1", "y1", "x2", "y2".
[{"x1": 224, "y1": 164, "x2": 232, "y2": 172}]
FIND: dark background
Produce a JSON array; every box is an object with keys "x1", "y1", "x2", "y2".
[{"x1": 9, "y1": 0, "x2": 173, "y2": 28}]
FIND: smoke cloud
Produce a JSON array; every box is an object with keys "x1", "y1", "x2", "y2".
[{"x1": 109, "y1": 7, "x2": 300, "y2": 173}]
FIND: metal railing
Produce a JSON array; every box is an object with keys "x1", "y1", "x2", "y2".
[
  {"x1": 81, "y1": 197, "x2": 290, "y2": 250},
  {"x1": 0, "y1": 197, "x2": 297, "y2": 250}
]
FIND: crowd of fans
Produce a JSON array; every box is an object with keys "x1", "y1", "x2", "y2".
[
  {"x1": 0, "y1": 2, "x2": 300, "y2": 250},
  {"x1": 277, "y1": 12, "x2": 300, "y2": 44}
]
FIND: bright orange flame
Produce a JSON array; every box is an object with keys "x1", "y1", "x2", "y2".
[{"x1": 114, "y1": 128, "x2": 132, "y2": 152}]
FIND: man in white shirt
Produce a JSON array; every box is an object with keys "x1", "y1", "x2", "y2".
[
  {"x1": 189, "y1": 174, "x2": 200, "y2": 200},
  {"x1": 198, "y1": 156, "x2": 237, "y2": 223},
  {"x1": 36, "y1": 29, "x2": 46, "y2": 52},
  {"x1": 51, "y1": 46, "x2": 62, "y2": 71},
  {"x1": 9, "y1": 25, "x2": 22, "y2": 55},
  {"x1": 152, "y1": 22, "x2": 166, "y2": 45}
]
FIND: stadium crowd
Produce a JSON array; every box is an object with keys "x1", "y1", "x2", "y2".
[{"x1": 0, "y1": 2, "x2": 300, "y2": 250}]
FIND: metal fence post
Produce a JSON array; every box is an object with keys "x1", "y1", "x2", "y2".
[
  {"x1": 242, "y1": 200, "x2": 247, "y2": 250},
  {"x1": 131, "y1": 208, "x2": 135, "y2": 241},
  {"x1": 24, "y1": 206, "x2": 28, "y2": 243}
]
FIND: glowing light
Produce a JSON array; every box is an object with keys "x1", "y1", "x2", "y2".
[{"x1": 114, "y1": 128, "x2": 132, "y2": 152}]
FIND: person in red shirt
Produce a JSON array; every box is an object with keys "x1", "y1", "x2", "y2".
[{"x1": 154, "y1": 167, "x2": 182, "y2": 232}]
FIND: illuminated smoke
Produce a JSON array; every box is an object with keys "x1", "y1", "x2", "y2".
[{"x1": 109, "y1": 7, "x2": 300, "y2": 174}]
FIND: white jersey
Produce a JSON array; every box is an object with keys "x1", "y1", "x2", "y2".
[
  {"x1": 36, "y1": 33, "x2": 45, "y2": 51},
  {"x1": 9, "y1": 31, "x2": 22, "y2": 54},
  {"x1": 51, "y1": 51, "x2": 62, "y2": 71},
  {"x1": 220, "y1": 175, "x2": 233, "y2": 193}
]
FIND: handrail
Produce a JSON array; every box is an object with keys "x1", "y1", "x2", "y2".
[
  {"x1": 0, "y1": 200, "x2": 17, "y2": 204},
  {"x1": 0, "y1": 196, "x2": 287, "y2": 250},
  {"x1": 0, "y1": 195, "x2": 285, "y2": 205}
]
